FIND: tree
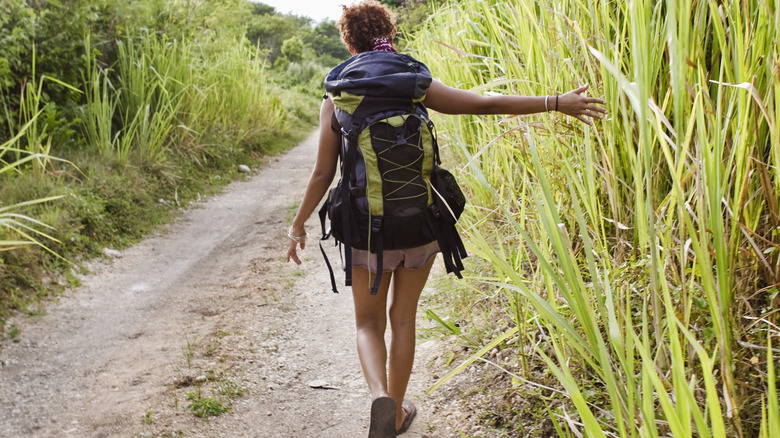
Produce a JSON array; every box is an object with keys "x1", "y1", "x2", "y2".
[
  {"x1": 281, "y1": 36, "x2": 303, "y2": 63},
  {"x1": 252, "y1": 2, "x2": 276, "y2": 15},
  {"x1": 246, "y1": 11, "x2": 310, "y2": 62},
  {"x1": 0, "y1": 0, "x2": 100, "y2": 141},
  {"x1": 302, "y1": 20, "x2": 350, "y2": 63}
]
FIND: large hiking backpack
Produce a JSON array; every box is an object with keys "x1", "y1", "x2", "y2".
[{"x1": 319, "y1": 50, "x2": 467, "y2": 294}]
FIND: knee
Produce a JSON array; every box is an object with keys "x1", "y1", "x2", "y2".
[
  {"x1": 355, "y1": 315, "x2": 387, "y2": 334},
  {"x1": 388, "y1": 307, "x2": 417, "y2": 330}
]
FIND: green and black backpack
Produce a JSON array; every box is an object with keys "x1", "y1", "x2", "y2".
[{"x1": 319, "y1": 50, "x2": 467, "y2": 294}]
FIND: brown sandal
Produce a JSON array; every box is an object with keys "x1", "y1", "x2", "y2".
[
  {"x1": 369, "y1": 396, "x2": 397, "y2": 438},
  {"x1": 396, "y1": 400, "x2": 417, "y2": 435}
]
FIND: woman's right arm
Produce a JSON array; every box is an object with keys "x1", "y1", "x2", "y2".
[{"x1": 287, "y1": 98, "x2": 341, "y2": 264}]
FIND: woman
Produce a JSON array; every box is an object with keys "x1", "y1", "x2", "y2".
[{"x1": 286, "y1": 2, "x2": 607, "y2": 436}]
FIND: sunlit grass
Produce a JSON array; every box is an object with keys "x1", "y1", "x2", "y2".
[
  {"x1": 2, "y1": 27, "x2": 320, "y2": 328},
  {"x1": 407, "y1": 0, "x2": 779, "y2": 436},
  {"x1": 0, "y1": 114, "x2": 65, "y2": 256},
  {"x1": 81, "y1": 34, "x2": 291, "y2": 165}
]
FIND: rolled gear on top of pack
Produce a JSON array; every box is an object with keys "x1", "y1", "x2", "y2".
[{"x1": 325, "y1": 51, "x2": 432, "y2": 122}]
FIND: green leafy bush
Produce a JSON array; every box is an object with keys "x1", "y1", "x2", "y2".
[{"x1": 0, "y1": 0, "x2": 326, "y2": 334}]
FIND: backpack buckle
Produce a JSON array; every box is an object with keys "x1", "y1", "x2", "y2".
[{"x1": 371, "y1": 216, "x2": 383, "y2": 233}]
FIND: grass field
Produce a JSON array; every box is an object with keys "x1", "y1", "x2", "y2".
[{"x1": 407, "y1": 0, "x2": 779, "y2": 436}]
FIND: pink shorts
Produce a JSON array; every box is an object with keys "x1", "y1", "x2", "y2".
[{"x1": 352, "y1": 241, "x2": 440, "y2": 273}]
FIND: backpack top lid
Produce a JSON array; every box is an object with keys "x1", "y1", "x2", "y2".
[{"x1": 324, "y1": 51, "x2": 432, "y2": 129}]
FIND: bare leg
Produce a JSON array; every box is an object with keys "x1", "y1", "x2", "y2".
[
  {"x1": 351, "y1": 266, "x2": 393, "y2": 400},
  {"x1": 387, "y1": 257, "x2": 435, "y2": 430}
]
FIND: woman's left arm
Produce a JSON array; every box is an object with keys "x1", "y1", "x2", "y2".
[{"x1": 423, "y1": 80, "x2": 607, "y2": 126}]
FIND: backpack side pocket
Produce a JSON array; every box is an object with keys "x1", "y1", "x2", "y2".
[{"x1": 431, "y1": 166, "x2": 465, "y2": 224}]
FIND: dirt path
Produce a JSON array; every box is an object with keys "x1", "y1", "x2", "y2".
[{"x1": 0, "y1": 131, "x2": 460, "y2": 438}]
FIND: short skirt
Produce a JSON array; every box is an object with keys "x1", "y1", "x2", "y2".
[{"x1": 351, "y1": 241, "x2": 440, "y2": 273}]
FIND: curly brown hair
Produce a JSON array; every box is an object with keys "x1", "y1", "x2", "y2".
[{"x1": 337, "y1": 1, "x2": 397, "y2": 54}]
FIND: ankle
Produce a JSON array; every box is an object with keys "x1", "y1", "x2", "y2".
[{"x1": 371, "y1": 392, "x2": 391, "y2": 401}]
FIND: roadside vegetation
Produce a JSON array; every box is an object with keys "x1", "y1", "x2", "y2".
[
  {"x1": 0, "y1": 0, "x2": 349, "y2": 335},
  {"x1": 406, "y1": 0, "x2": 779, "y2": 436},
  {"x1": 4, "y1": 0, "x2": 779, "y2": 436}
]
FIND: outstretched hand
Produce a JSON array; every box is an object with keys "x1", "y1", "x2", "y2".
[{"x1": 557, "y1": 84, "x2": 608, "y2": 126}]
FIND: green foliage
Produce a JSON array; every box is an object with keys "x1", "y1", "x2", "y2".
[
  {"x1": 379, "y1": 0, "x2": 404, "y2": 7},
  {"x1": 0, "y1": 0, "x2": 98, "y2": 145},
  {"x1": 303, "y1": 20, "x2": 350, "y2": 64},
  {"x1": 246, "y1": 5, "x2": 348, "y2": 67},
  {"x1": 0, "y1": 113, "x2": 68, "y2": 257},
  {"x1": 138, "y1": 0, "x2": 254, "y2": 44},
  {"x1": 246, "y1": 7, "x2": 311, "y2": 62},
  {"x1": 283, "y1": 62, "x2": 329, "y2": 90},
  {"x1": 281, "y1": 36, "x2": 304, "y2": 63},
  {"x1": 186, "y1": 389, "x2": 231, "y2": 418},
  {"x1": 0, "y1": 0, "x2": 97, "y2": 91},
  {"x1": 184, "y1": 376, "x2": 247, "y2": 418},
  {"x1": 0, "y1": 0, "x2": 324, "y2": 335},
  {"x1": 251, "y1": 2, "x2": 276, "y2": 16},
  {"x1": 386, "y1": 0, "x2": 439, "y2": 36},
  {"x1": 0, "y1": 0, "x2": 31, "y2": 91},
  {"x1": 409, "y1": 0, "x2": 779, "y2": 436}
]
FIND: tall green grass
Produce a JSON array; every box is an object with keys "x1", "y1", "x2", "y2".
[
  {"x1": 1, "y1": 65, "x2": 78, "y2": 258},
  {"x1": 12, "y1": 46, "x2": 82, "y2": 178},
  {"x1": 0, "y1": 113, "x2": 65, "y2": 256},
  {"x1": 5, "y1": 32, "x2": 289, "y2": 261},
  {"x1": 3, "y1": 26, "x2": 319, "y2": 329},
  {"x1": 408, "y1": 0, "x2": 779, "y2": 436},
  {"x1": 82, "y1": 35, "x2": 290, "y2": 165}
]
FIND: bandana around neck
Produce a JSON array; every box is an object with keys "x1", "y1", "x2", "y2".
[{"x1": 371, "y1": 36, "x2": 397, "y2": 53}]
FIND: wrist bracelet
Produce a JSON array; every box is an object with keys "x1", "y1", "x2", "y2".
[
  {"x1": 544, "y1": 95, "x2": 550, "y2": 112},
  {"x1": 287, "y1": 226, "x2": 306, "y2": 242},
  {"x1": 555, "y1": 95, "x2": 559, "y2": 112}
]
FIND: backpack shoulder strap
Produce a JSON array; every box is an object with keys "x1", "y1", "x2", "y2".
[{"x1": 318, "y1": 201, "x2": 339, "y2": 293}]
